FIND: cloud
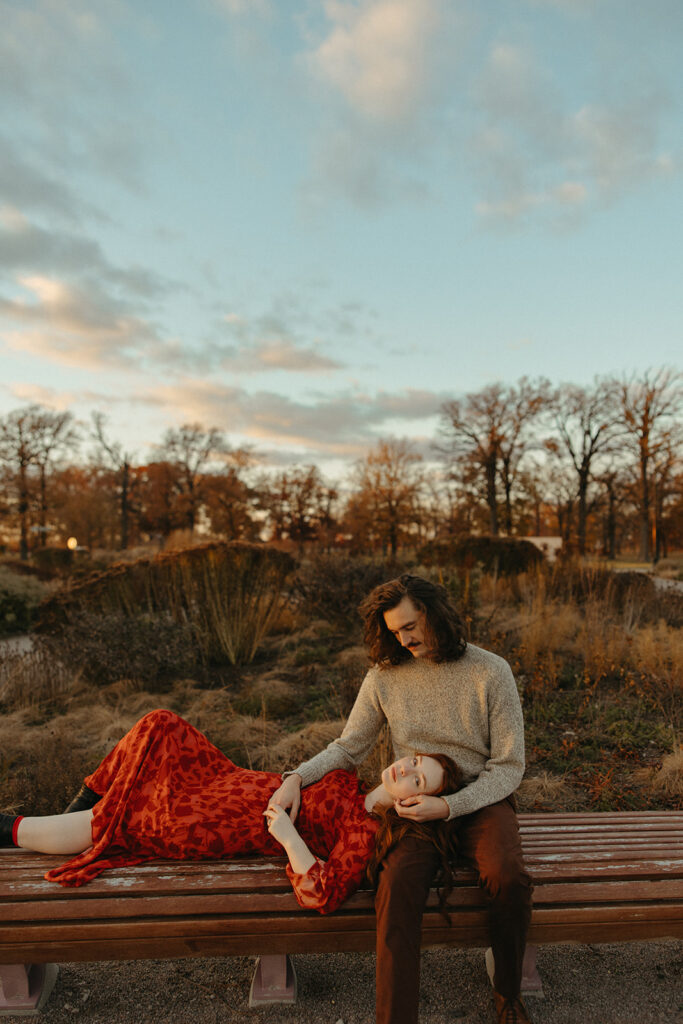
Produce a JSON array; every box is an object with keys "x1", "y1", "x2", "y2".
[
  {"x1": 136, "y1": 378, "x2": 449, "y2": 453},
  {"x1": 1, "y1": 2, "x2": 154, "y2": 197},
  {"x1": 1, "y1": 275, "x2": 162, "y2": 372},
  {"x1": 301, "y1": 0, "x2": 467, "y2": 208},
  {"x1": 227, "y1": 338, "x2": 342, "y2": 372},
  {"x1": 213, "y1": 0, "x2": 273, "y2": 14},
  {"x1": 0, "y1": 211, "x2": 168, "y2": 299},
  {"x1": 0, "y1": 143, "x2": 87, "y2": 221},
  {"x1": 310, "y1": 0, "x2": 448, "y2": 126},
  {"x1": 210, "y1": 298, "x2": 359, "y2": 373},
  {"x1": 471, "y1": 42, "x2": 679, "y2": 225}
]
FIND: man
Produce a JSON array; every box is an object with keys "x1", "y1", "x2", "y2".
[{"x1": 270, "y1": 574, "x2": 533, "y2": 1024}]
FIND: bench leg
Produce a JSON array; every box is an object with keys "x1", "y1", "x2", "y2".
[
  {"x1": 0, "y1": 964, "x2": 59, "y2": 1016},
  {"x1": 485, "y1": 945, "x2": 544, "y2": 1000},
  {"x1": 249, "y1": 954, "x2": 297, "y2": 1007}
]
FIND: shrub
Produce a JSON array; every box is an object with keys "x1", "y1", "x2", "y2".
[
  {"x1": 42, "y1": 613, "x2": 196, "y2": 689},
  {"x1": 0, "y1": 640, "x2": 76, "y2": 711},
  {"x1": 31, "y1": 546, "x2": 74, "y2": 578},
  {"x1": 419, "y1": 536, "x2": 544, "y2": 576},
  {"x1": 0, "y1": 728, "x2": 95, "y2": 816},
  {"x1": 0, "y1": 566, "x2": 51, "y2": 636},
  {"x1": 292, "y1": 552, "x2": 411, "y2": 631},
  {"x1": 36, "y1": 541, "x2": 295, "y2": 666}
]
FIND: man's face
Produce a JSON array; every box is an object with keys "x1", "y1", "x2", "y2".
[{"x1": 383, "y1": 596, "x2": 429, "y2": 658}]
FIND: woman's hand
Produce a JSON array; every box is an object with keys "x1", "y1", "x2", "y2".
[
  {"x1": 264, "y1": 803, "x2": 297, "y2": 846},
  {"x1": 264, "y1": 802, "x2": 316, "y2": 875},
  {"x1": 268, "y1": 773, "x2": 302, "y2": 823}
]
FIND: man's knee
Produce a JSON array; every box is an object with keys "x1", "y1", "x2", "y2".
[
  {"x1": 375, "y1": 837, "x2": 437, "y2": 918},
  {"x1": 479, "y1": 853, "x2": 533, "y2": 905}
]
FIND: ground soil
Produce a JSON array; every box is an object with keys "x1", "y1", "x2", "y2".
[{"x1": 2, "y1": 941, "x2": 680, "y2": 1024}]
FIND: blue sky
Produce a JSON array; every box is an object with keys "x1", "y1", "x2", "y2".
[{"x1": 1, "y1": 0, "x2": 681, "y2": 476}]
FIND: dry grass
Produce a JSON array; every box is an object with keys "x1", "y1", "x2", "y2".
[
  {"x1": 634, "y1": 747, "x2": 683, "y2": 804},
  {"x1": 265, "y1": 720, "x2": 346, "y2": 772},
  {"x1": 38, "y1": 542, "x2": 295, "y2": 666},
  {"x1": 517, "y1": 772, "x2": 581, "y2": 812},
  {"x1": 0, "y1": 644, "x2": 79, "y2": 710}
]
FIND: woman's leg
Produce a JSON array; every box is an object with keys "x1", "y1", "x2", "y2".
[{"x1": 15, "y1": 810, "x2": 93, "y2": 855}]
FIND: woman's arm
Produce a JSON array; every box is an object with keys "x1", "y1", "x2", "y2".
[
  {"x1": 264, "y1": 803, "x2": 315, "y2": 874},
  {"x1": 264, "y1": 801, "x2": 378, "y2": 914}
]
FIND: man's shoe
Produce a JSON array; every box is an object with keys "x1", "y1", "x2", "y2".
[{"x1": 494, "y1": 991, "x2": 532, "y2": 1024}]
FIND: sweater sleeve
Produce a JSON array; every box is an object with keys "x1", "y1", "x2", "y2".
[
  {"x1": 285, "y1": 816, "x2": 377, "y2": 914},
  {"x1": 442, "y1": 659, "x2": 525, "y2": 820},
  {"x1": 289, "y1": 668, "x2": 387, "y2": 787}
]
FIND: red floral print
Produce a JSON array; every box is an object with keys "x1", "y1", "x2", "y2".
[{"x1": 45, "y1": 710, "x2": 377, "y2": 914}]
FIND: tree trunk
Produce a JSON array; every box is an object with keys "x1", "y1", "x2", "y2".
[
  {"x1": 18, "y1": 461, "x2": 30, "y2": 561},
  {"x1": 638, "y1": 450, "x2": 650, "y2": 561},
  {"x1": 577, "y1": 469, "x2": 589, "y2": 556},
  {"x1": 485, "y1": 455, "x2": 498, "y2": 535},
  {"x1": 39, "y1": 465, "x2": 48, "y2": 546},
  {"x1": 605, "y1": 484, "x2": 616, "y2": 561},
  {"x1": 120, "y1": 462, "x2": 130, "y2": 550}
]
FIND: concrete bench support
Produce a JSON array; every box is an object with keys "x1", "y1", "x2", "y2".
[
  {"x1": 0, "y1": 964, "x2": 59, "y2": 1017},
  {"x1": 249, "y1": 954, "x2": 297, "y2": 1007}
]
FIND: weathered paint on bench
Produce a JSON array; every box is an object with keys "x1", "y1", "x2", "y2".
[{"x1": 1, "y1": 811, "x2": 681, "y2": 1013}]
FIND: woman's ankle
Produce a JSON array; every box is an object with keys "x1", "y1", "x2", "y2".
[
  {"x1": 63, "y1": 784, "x2": 101, "y2": 814},
  {"x1": 0, "y1": 813, "x2": 23, "y2": 847}
]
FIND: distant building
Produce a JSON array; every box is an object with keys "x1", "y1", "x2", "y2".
[{"x1": 525, "y1": 536, "x2": 563, "y2": 562}]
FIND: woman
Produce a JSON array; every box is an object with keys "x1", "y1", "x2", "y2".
[{"x1": 1, "y1": 710, "x2": 462, "y2": 914}]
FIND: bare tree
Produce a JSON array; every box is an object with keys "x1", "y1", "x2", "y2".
[
  {"x1": 32, "y1": 410, "x2": 80, "y2": 546},
  {"x1": 498, "y1": 378, "x2": 550, "y2": 533},
  {"x1": 438, "y1": 384, "x2": 506, "y2": 534},
  {"x1": 594, "y1": 461, "x2": 630, "y2": 560},
  {"x1": 0, "y1": 406, "x2": 44, "y2": 558},
  {"x1": 549, "y1": 379, "x2": 621, "y2": 555},
  {"x1": 91, "y1": 412, "x2": 136, "y2": 550},
  {"x1": 616, "y1": 368, "x2": 683, "y2": 561},
  {"x1": 159, "y1": 424, "x2": 226, "y2": 532},
  {"x1": 260, "y1": 465, "x2": 337, "y2": 550},
  {"x1": 438, "y1": 379, "x2": 548, "y2": 535},
  {"x1": 346, "y1": 439, "x2": 423, "y2": 557}
]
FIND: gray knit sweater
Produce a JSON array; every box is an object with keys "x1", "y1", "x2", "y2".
[{"x1": 292, "y1": 644, "x2": 525, "y2": 820}]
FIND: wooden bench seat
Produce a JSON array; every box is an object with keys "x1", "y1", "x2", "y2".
[{"x1": 1, "y1": 811, "x2": 681, "y2": 1014}]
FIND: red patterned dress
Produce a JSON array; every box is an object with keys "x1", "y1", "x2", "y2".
[{"x1": 45, "y1": 710, "x2": 378, "y2": 914}]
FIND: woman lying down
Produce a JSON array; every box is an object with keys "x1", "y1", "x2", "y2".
[{"x1": 1, "y1": 710, "x2": 463, "y2": 913}]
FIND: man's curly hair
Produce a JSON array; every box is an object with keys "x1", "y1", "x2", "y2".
[{"x1": 359, "y1": 574, "x2": 467, "y2": 667}]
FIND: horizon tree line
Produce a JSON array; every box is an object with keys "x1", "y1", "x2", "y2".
[{"x1": 0, "y1": 367, "x2": 681, "y2": 563}]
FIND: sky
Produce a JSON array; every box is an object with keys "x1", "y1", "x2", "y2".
[{"x1": 1, "y1": 0, "x2": 682, "y2": 478}]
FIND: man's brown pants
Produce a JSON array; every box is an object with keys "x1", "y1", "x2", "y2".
[{"x1": 374, "y1": 798, "x2": 533, "y2": 1024}]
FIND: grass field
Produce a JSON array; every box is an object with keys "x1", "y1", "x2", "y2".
[{"x1": 0, "y1": 555, "x2": 680, "y2": 817}]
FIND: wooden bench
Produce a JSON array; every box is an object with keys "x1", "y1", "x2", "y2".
[{"x1": 1, "y1": 811, "x2": 681, "y2": 1015}]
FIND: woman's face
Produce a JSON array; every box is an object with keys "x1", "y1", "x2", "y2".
[{"x1": 381, "y1": 754, "x2": 444, "y2": 802}]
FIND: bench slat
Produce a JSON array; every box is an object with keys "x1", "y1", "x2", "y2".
[
  {"x1": 1, "y1": 877, "x2": 681, "y2": 923},
  {"x1": 1, "y1": 903, "x2": 681, "y2": 964}
]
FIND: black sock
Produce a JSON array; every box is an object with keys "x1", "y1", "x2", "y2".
[
  {"x1": 0, "y1": 813, "x2": 22, "y2": 847},
  {"x1": 63, "y1": 784, "x2": 101, "y2": 814}
]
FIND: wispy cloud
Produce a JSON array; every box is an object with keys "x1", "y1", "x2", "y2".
[
  {"x1": 1, "y1": 276, "x2": 162, "y2": 372},
  {"x1": 302, "y1": 0, "x2": 467, "y2": 208},
  {"x1": 0, "y1": 210, "x2": 168, "y2": 299},
  {"x1": 471, "y1": 41, "x2": 678, "y2": 225},
  {"x1": 136, "y1": 378, "x2": 449, "y2": 453},
  {"x1": 310, "y1": 0, "x2": 448, "y2": 126}
]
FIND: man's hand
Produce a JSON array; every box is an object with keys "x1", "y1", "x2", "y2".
[
  {"x1": 268, "y1": 773, "x2": 302, "y2": 823},
  {"x1": 394, "y1": 794, "x2": 449, "y2": 822}
]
